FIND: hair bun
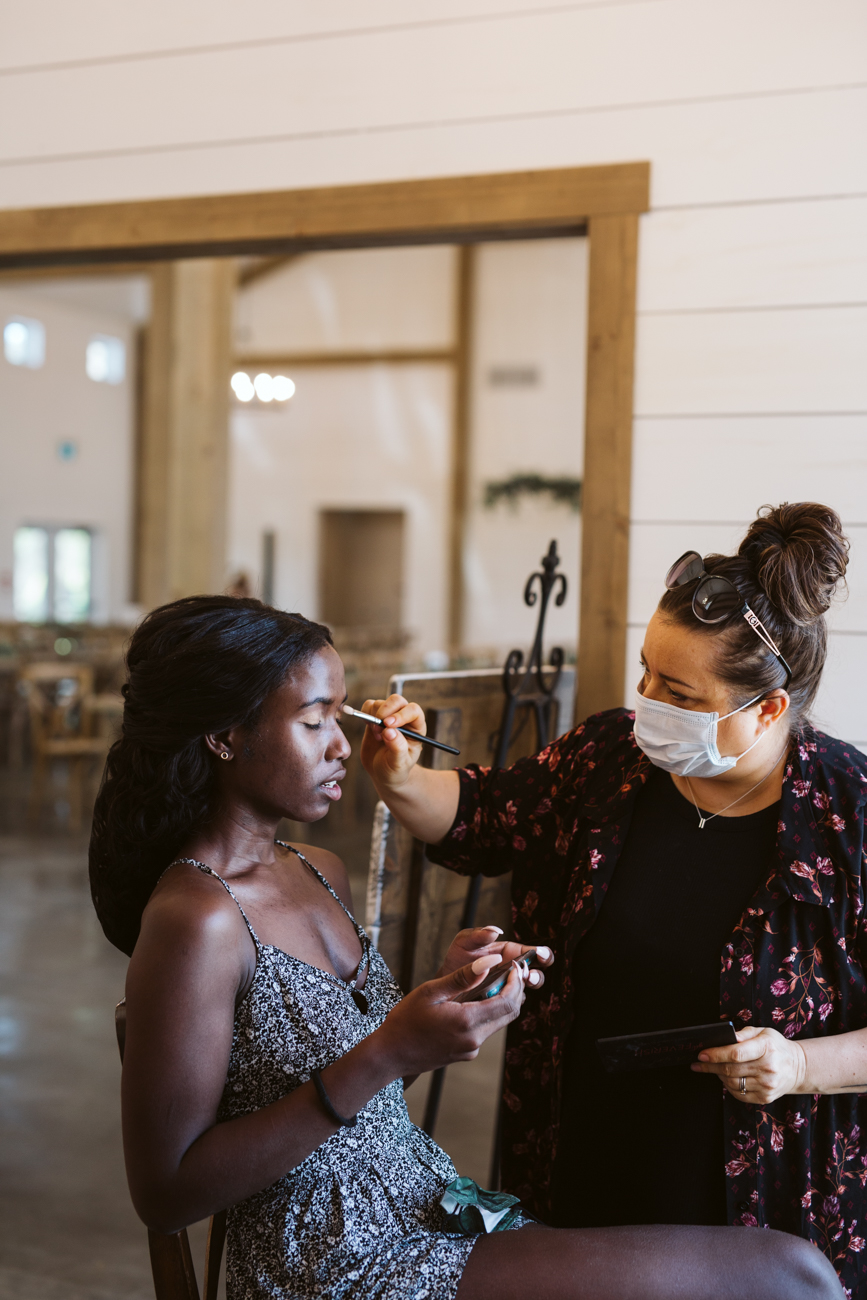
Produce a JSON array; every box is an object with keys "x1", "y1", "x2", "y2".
[{"x1": 738, "y1": 502, "x2": 849, "y2": 625}]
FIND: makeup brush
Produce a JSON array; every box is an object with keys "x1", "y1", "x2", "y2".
[{"x1": 342, "y1": 704, "x2": 460, "y2": 756}]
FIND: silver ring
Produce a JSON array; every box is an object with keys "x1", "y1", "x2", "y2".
[{"x1": 740, "y1": 1077, "x2": 747, "y2": 1094}]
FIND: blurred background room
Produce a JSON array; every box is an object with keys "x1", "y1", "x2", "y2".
[{"x1": 0, "y1": 2, "x2": 864, "y2": 1296}]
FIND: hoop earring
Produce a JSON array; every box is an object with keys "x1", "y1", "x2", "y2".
[{"x1": 220, "y1": 751, "x2": 230, "y2": 760}]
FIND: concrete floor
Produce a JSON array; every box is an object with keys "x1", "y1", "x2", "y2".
[{"x1": 0, "y1": 808, "x2": 503, "y2": 1298}]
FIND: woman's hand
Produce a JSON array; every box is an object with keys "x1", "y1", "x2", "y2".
[
  {"x1": 438, "y1": 926, "x2": 554, "y2": 993},
  {"x1": 356, "y1": 693, "x2": 461, "y2": 844},
  {"x1": 376, "y1": 957, "x2": 528, "y2": 1078},
  {"x1": 359, "y1": 694, "x2": 426, "y2": 793},
  {"x1": 691, "y1": 1025, "x2": 808, "y2": 1104}
]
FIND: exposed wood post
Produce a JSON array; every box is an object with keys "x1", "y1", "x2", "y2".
[
  {"x1": 576, "y1": 213, "x2": 640, "y2": 722},
  {"x1": 447, "y1": 244, "x2": 475, "y2": 652},
  {"x1": 136, "y1": 259, "x2": 234, "y2": 608}
]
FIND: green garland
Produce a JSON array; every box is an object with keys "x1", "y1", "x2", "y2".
[{"x1": 483, "y1": 473, "x2": 583, "y2": 512}]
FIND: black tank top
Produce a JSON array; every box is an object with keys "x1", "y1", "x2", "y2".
[{"x1": 552, "y1": 764, "x2": 779, "y2": 1227}]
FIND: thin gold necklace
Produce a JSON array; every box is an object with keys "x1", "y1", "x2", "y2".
[{"x1": 683, "y1": 746, "x2": 786, "y2": 829}]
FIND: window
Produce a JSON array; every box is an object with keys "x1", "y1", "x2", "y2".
[
  {"x1": 4, "y1": 316, "x2": 45, "y2": 369},
  {"x1": 85, "y1": 335, "x2": 125, "y2": 384},
  {"x1": 13, "y1": 527, "x2": 92, "y2": 623}
]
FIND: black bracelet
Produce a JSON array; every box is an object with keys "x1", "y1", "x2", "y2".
[{"x1": 310, "y1": 1069, "x2": 357, "y2": 1128}]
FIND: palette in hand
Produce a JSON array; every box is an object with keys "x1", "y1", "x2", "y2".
[{"x1": 596, "y1": 1021, "x2": 737, "y2": 1072}]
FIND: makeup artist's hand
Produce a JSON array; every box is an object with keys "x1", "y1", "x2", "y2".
[
  {"x1": 359, "y1": 695, "x2": 461, "y2": 845},
  {"x1": 690, "y1": 1025, "x2": 807, "y2": 1103},
  {"x1": 438, "y1": 926, "x2": 553, "y2": 993},
  {"x1": 360, "y1": 694, "x2": 427, "y2": 789}
]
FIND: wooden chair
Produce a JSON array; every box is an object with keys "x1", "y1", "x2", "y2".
[
  {"x1": 18, "y1": 662, "x2": 110, "y2": 829},
  {"x1": 115, "y1": 1000, "x2": 227, "y2": 1300}
]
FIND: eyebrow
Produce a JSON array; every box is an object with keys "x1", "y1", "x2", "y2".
[
  {"x1": 300, "y1": 693, "x2": 349, "y2": 709},
  {"x1": 639, "y1": 652, "x2": 696, "y2": 691}
]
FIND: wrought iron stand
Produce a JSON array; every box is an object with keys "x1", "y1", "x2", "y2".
[{"x1": 422, "y1": 540, "x2": 568, "y2": 1168}]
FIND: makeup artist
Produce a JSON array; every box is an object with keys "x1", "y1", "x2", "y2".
[{"x1": 361, "y1": 502, "x2": 867, "y2": 1297}]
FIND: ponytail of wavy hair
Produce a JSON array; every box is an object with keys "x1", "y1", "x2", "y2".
[{"x1": 88, "y1": 595, "x2": 333, "y2": 956}]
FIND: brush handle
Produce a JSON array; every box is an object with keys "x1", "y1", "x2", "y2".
[
  {"x1": 395, "y1": 726, "x2": 460, "y2": 756},
  {"x1": 343, "y1": 706, "x2": 460, "y2": 756}
]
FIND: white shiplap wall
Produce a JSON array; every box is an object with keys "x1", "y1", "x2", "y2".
[{"x1": 2, "y1": 0, "x2": 864, "y2": 743}]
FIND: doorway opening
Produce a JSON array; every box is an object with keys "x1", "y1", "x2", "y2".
[{"x1": 319, "y1": 508, "x2": 405, "y2": 635}]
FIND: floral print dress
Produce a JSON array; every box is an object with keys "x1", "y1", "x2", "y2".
[
  {"x1": 192, "y1": 848, "x2": 483, "y2": 1300},
  {"x1": 427, "y1": 710, "x2": 867, "y2": 1298}
]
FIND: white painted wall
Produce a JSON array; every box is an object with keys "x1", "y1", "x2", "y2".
[
  {"x1": 229, "y1": 238, "x2": 586, "y2": 657},
  {"x1": 0, "y1": 280, "x2": 144, "y2": 623},
  {"x1": 2, "y1": 0, "x2": 864, "y2": 742},
  {"x1": 236, "y1": 245, "x2": 455, "y2": 353},
  {"x1": 464, "y1": 238, "x2": 586, "y2": 658},
  {"x1": 229, "y1": 246, "x2": 455, "y2": 651},
  {"x1": 229, "y1": 362, "x2": 453, "y2": 649}
]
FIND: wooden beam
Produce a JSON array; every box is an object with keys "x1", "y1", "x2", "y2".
[
  {"x1": 233, "y1": 348, "x2": 455, "y2": 370},
  {"x1": 137, "y1": 260, "x2": 234, "y2": 607},
  {"x1": 447, "y1": 245, "x2": 474, "y2": 652},
  {"x1": 0, "y1": 261, "x2": 149, "y2": 282},
  {"x1": 0, "y1": 164, "x2": 649, "y2": 266},
  {"x1": 576, "y1": 213, "x2": 640, "y2": 721}
]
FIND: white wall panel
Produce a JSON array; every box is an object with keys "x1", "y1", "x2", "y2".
[
  {"x1": 634, "y1": 305, "x2": 867, "y2": 416},
  {"x1": 631, "y1": 415, "x2": 867, "y2": 523},
  {"x1": 813, "y1": 633, "x2": 867, "y2": 745},
  {"x1": 836, "y1": 531, "x2": 867, "y2": 633},
  {"x1": 3, "y1": 84, "x2": 865, "y2": 213},
  {"x1": 637, "y1": 198, "x2": 867, "y2": 313},
  {"x1": 3, "y1": 0, "x2": 647, "y2": 70},
  {"x1": 4, "y1": 0, "x2": 863, "y2": 165}
]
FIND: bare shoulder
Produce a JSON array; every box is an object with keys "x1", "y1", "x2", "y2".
[
  {"x1": 285, "y1": 842, "x2": 354, "y2": 912},
  {"x1": 134, "y1": 862, "x2": 255, "y2": 985}
]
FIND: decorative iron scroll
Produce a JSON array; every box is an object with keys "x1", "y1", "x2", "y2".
[
  {"x1": 494, "y1": 538, "x2": 568, "y2": 769},
  {"x1": 423, "y1": 541, "x2": 570, "y2": 1160}
]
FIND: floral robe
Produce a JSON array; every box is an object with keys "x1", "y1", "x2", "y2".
[{"x1": 426, "y1": 709, "x2": 867, "y2": 1297}]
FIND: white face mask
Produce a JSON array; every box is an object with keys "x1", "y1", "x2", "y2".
[{"x1": 632, "y1": 688, "x2": 765, "y2": 778}]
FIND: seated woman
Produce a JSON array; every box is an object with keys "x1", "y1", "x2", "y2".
[{"x1": 89, "y1": 595, "x2": 841, "y2": 1300}]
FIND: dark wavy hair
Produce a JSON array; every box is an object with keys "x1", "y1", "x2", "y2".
[
  {"x1": 658, "y1": 502, "x2": 849, "y2": 730},
  {"x1": 89, "y1": 595, "x2": 333, "y2": 955}
]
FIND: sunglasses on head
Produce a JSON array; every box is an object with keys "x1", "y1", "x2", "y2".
[{"x1": 665, "y1": 551, "x2": 792, "y2": 691}]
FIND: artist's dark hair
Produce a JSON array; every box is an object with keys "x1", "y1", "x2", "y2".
[
  {"x1": 658, "y1": 502, "x2": 849, "y2": 730},
  {"x1": 89, "y1": 596, "x2": 333, "y2": 955}
]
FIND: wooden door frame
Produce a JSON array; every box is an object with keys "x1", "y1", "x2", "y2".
[{"x1": 0, "y1": 162, "x2": 649, "y2": 719}]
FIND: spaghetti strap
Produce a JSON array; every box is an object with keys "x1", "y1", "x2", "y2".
[
  {"x1": 275, "y1": 841, "x2": 364, "y2": 937},
  {"x1": 164, "y1": 847, "x2": 369, "y2": 996},
  {"x1": 165, "y1": 857, "x2": 263, "y2": 949}
]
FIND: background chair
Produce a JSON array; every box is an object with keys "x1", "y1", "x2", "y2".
[
  {"x1": 115, "y1": 1000, "x2": 227, "y2": 1300},
  {"x1": 18, "y1": 662, "x2": 110, "y2": 829}
]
